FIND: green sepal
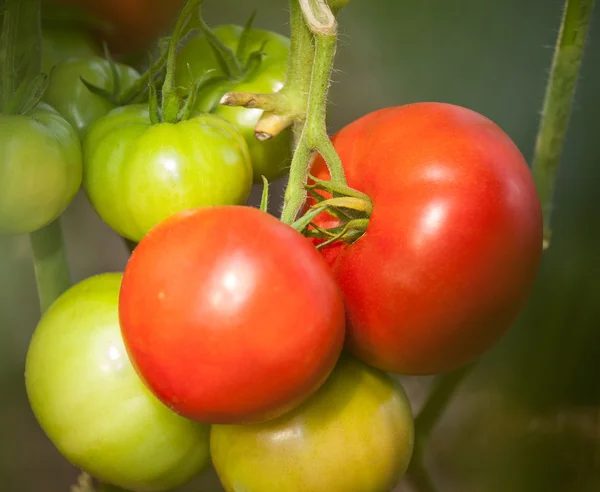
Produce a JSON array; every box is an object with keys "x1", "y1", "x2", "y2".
[
  {"x1": 80, "y1": 76, "x2": 119, "y2": 105},
  {"x1": 236, "y1": 10, "x2": 258, "y2": 61},
  {"x1": 177, "y1": 71, "x2": 226, "y2": 121},
  {"x1": 242, "y1": 40, "x2": 270, "y2": 78},
  {"x1": 148, "y1": 53, "x2": 161, "y2": 124},
  {"x1": 196, "y1": 16, "x2": 243, "y2": 80}
]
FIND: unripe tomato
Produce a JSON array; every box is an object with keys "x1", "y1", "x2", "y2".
[
  {"x1": 83, "y1": 105, "x2": 252, "y2": 242},
  {"x1": 0, "y1": 104, "x2": 82, "y2": 235},
  {"x1": 119, "y1": 206, "x2": 345, "y2": 424},
  {"x1": 25, "y1": 274, "x2": 211, "y2": 491},
  {"x1": 176, "y1": 25, "x2": 291, "y2": 183},
  {"x1": 211, "y1": 355, "x2": 414, "y2": 492},
  {"x1": 41, "y1": 27, "x2": 99, "y2": 72},
  {"x1": 310, "y1": 103, "x2": 543, "y2": 375},
  {"x1": 44, "y1": 57, "x2": 140, "y2": 139}
]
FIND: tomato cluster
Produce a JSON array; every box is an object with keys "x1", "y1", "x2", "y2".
[{"x1": 8, "y1": 1, "x2": 544, "y2": 491}]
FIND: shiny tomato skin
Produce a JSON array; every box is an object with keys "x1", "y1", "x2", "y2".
[
  {"x1": 311, "y1": 103, "x2": 543, "y2": 375},
  {"x1": 0, "y1": 104, "x2": 82, "y2": 235},
  {"x1": 83, "y1": 105, "x2": 252, "y2": 242},
  {"x1": 119, "y1": 206, "x2": 346, "y2": 424},
  {"x1": 211, "y1": 355, "x2": 414, "y2": 492},
  {"x1": 25, "y1": 274, "x2": 211, "y2": 491},
  {"x1": 175, "y1": 25, "x2": 291, "y2": 183},
  {"x1": 44, "y1": 57, "x2": 140, "y2": 139}
]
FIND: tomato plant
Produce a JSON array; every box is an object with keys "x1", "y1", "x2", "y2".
[
  {"x1": 119, "y1": 206, "x2": 346, "y2": 424},
  {"x1": 211, "y1": 355, "x2": 414, "y2": 492},
  {"x1": 41, "y1": 26, "x2": 99, "y2": 72},
  {"x1": 25, "y1": 273, "x2": 211, "y2": 491},
  {"x1": 176, "y1": 24, "x2": 292, "y2": 182},
  {"x1": 308, "y1": 103, "x2": 543, "y2": 375},
  {"x1": 83, "y1": 105, "x2": 252, "y2": 242},
  {"x1": 43, "y1": 56, "x2": 140, "y2": 138},
  {"x1": 0, "y1": 104, "x2": 82, "y2": 235},
  {"x1": 81, "y1": 3, "x2": 255, "y2": 243}
]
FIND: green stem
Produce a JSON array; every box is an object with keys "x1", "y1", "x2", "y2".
[
  {"x1": 118, "y1": 41, "x2": 169, "y2": 104},
  {"x1": 414, "y1": 364, "x2": 474, "y2": 446},
  {"x1": 531, "y1": 0, "x2": 596, "y2": 248},
  {"x1": 161, "y1": 0, "x2": 203, "y2": 123},
  {"x1": 407, "y1": 459, "x2": 437, "y2": 492},
  {"x1": 281, "y1": 0, "x2": 316, "y2": 112},
  {"x1": 406, "y1": 364, "x2": 474, "y2": 492},
  {"x1": 29, "y1": 220, "x2": 71, "y2": 313},
  {"x1": 281, "y1": 32, "x2": 344, "y2": 224}
]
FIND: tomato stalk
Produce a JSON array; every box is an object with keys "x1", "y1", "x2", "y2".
[
  {"x1": 29, "y1": 220, "x2": 71, "y2": 313},
  {"x1": 531, "y1": 0, "x2": 596, "y2": 249}
]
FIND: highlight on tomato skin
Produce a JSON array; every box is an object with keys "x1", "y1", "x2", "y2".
[
  {"x1": 118, "y1": 205, "x2": 346, "y2": 425},
  {"x1": 24, "y1": 273, "x2": 211, "y2": 492},
  {"x1": 211, "y1": 354, "x2": 415, "y2": 492},
  {"x1": 308, "y1": 102, "x2": 544, "y2": 376}
]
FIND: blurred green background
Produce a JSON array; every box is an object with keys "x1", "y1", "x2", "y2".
[{"x1": 1, "y1": 0, "x2": 599, "y2": 490}]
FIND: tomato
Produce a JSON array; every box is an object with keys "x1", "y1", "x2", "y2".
[
  {"x1": 119, "y1": 206, "x2": 345, "y2": 424},
  {"x1": 0, "y1": 104, "x2": 82, "y2": 235},
  {"x1": 310, "y1": 103, "x2": 543, "y2": 375},
  {"x1": 25, "y1": 273, "x2": 211, "y2": 491},
  {"x1": 41, "y1": 27, "x2": 99, "y2": 73},
  {"x1": 43, "y1": 57, "x2": 140, "y2": 139},
  {"x1": 83, "y1": 105, "x2": 252, "y2": 242},
  {"x1": 47, "y1": 0, "x2": 185, "y2": 53},
  {"x1": 211, "y1": 355, "x2": 414, "y2": 492},
  {"x1": 176, "y1": 25, "x2": 291, "y2": 182}
]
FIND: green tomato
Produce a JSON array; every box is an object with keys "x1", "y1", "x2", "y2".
[
  {"x1": 211, "y1": 355, "x2": 414, "y2": 492},
  {"x1": 0, "y1": 104, "x2": 82, "y2": 235},
  {"x1": 83, "y1": 104, "x2": 252, "y2": 242},
  {"x1": 44, "y1": 56, "x2": 140, "y2": 139},
  {"x1": 25, "y1": 273, "x2": 211, "y2": 491},
  {"x1": 42, "y1": 26, "x2": 100, "y2": 73},
  {"x1": 176, "y1": 25, "x2": 291, "y2": 183}
]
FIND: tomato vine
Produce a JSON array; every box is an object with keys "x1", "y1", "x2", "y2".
[{"x1": 6, "y1": 0, "x2": 596, "y2": 490}]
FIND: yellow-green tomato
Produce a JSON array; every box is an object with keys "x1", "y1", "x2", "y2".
[
  {"x1": 43, "y1": 57, "x2": 140, "y2": 139},
  {"x1": 83, "y1": 105, "x2": 252, "y2": 242},
  {"x1": 176, "y1": 25, "x2": 291, "y2": 183},
  {"x1": 211, "y1": 355, "x2": 414, "y2": 492},
  {"x1": 0, "y1": 104, "x2": 82, "y2": 235},
  {"x1": 25, "y1": 273, "x2": 211, "y2": 492}
]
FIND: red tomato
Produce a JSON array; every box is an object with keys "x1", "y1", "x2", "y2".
[
  {"x1": 119, "y1": 206, "x2": 345, "y2": 424},
  {"x1": 310, "y1": 103, "x2": 543, "y2": 375}
]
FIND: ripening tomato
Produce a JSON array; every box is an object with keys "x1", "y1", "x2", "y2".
[
  {"x1": 211, "y1": 355, "x2": 414, "y2": 492},
  {"x1": 83, "y1": 105, "x2": 252, "y2": 242},
  {"x1": 44, "y1": 57, "x2": 140, "y2": 139},
  {"x1": 175, "y1": 25, "x2": 291, "y2": 182},
  {"x1": 310, "y1": 103, "x2": 543, "y2": 375},
  {"x1": 119, "y1": 206, "x2": 345, "y2": 424},
  {"x1": 0, "y1": 104, "x2": 82, "y2": 235},
  {"x1": 25, "y1": 274, "x2": 211, "y2": 491}
]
